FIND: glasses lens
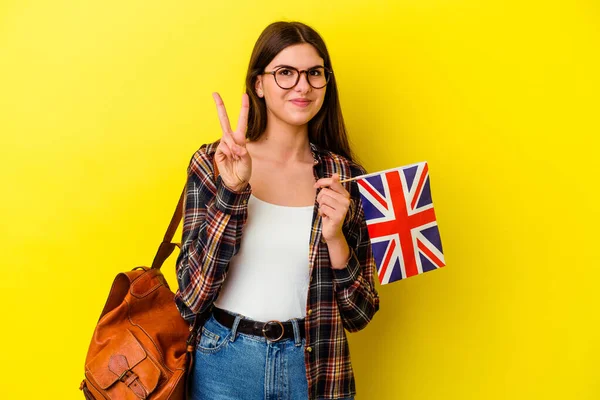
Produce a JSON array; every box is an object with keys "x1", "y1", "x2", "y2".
[
  {"x1": 307, "y1": 67, "x2": 329, "y2": 88},
  {"x1": 275, "y1": 68, "x2": 299, "y2": 89}
]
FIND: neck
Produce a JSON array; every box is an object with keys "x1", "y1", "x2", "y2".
[{"x1": 253, "y1": 114, "x2": 312, "y2": 164}]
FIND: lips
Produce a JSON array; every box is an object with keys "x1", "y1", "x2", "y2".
[{"x1": 290, "y1": 99, "x2": 311, "y2": 107}]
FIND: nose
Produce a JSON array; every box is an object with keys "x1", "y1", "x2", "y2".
[{"x1": 294, "y1": 71, "x2": 312, "y2": 93}]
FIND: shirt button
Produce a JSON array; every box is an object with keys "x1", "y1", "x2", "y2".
[
  {"x1": 305, "y1": 346, "x2": 313, "y2": 353},
  {"x1": 307, "y1": 309, "x2": 312, "y2": 316}
]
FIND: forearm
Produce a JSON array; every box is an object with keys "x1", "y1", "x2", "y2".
[
  {"x1": 329, "y1": 180, "x2": 380, "y2": 332},
  {"x1": 326, "y1": 234, "x2": 351, "y2": 270}
]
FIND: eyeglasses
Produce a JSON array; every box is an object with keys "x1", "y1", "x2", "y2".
[{"x1": 262, "y1": 66, "x2": 333, "y2": 89}]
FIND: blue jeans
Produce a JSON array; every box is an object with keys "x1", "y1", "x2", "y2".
[{"x1": 189, "y1": 311, "x2": 355, "y2": 400}]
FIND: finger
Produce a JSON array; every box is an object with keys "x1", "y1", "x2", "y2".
[
  {"x1": 314, "y1": 173, "x2": 346, "y2": 193},
  {"x1": 226, "y1": 140, "x2": 245, "y2": 160},
  {"x1": 233, "y1": 142, "x2": 249, "y2": 158},
  {"x1": 327, "y1": 173, "x2": 348, "y2": 195},
  {"x1": 320, "y1": 204, "x2": 346, "y2": 226},
  {"x1": 317, "y1": 188, "x2": 350, "y2": 206},
  {"x1": 319, "y1": 203, "x2": 337, "y2": 218},
  {"x1": 314, "y1": 177, "x2": 330, "y2": 188},
  {"x1": 318, "y1": 196, "x2": 349, "y2": 221},
  {"x1": 214, "y1": 147, "x2": 227, "y2": 164},
  {"x1": 316, "y1": 187, "x2": 350, "y2": 208},
  {"x1": 318, "y1": 193, "x2": 351, "y2": 224},
  {"x1": 220, "y1": 131, "x2": 234, "y2": 148},
  {"x1": 212, "y1": 92, "x2": 233, "y2": 134},
  {"x1": 233, "y1": 93, "x2": 250, "y2": 144},
  {"x1": 218, "y1": 138, "x2": 239, "y2": 162},
  {"x1": 217, "y1": 140, "x2": 234, "y2": 160},
  {"x1": 220, "y1": 132, "x2": 240, "y2": 160},
  {"x1": 314, "y1": 172, "x2": 339, "y2": 186}
]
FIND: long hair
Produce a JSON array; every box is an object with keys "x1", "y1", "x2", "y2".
[{"x1": 245, "y1": 21, "x2": 355, "y2": 162}]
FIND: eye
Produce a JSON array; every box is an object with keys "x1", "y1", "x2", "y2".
[
  {"x1": 277, "y1": 68, "x2": 294, "y2": 76},
  {"x1": 309, "y1": 69, "x2": 323, "y2": 76}
]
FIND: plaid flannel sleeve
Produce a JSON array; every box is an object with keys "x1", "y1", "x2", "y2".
[{"x1": 175, "y1": 146, "x2": 251, "y2": 316}]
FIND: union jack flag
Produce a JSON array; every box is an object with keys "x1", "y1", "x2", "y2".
[{"x1": 355, "y1": 162, "x2": 445, "y2": 284}]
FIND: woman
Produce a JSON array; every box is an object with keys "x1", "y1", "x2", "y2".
[{"x1": 175, "y1": 21, "x2": 380, "y2": 400}]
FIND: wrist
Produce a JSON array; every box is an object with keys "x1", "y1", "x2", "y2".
[
  {"x1": 222, "y1": 180, "x2": 248, "y2": 193},
  {"x1": 324, "y1": 232, "x2": 346, "y2": 246},
  {"x1": 326, "y1": 234, "x2": 350, "y2": 270},
  {"x1": 214, "y1": 176, "x2": 251, "y2": 215}
]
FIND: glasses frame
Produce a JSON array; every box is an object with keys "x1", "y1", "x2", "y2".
[{"x1": 262, "y1": 66, "x2": 333, "y2": 90}]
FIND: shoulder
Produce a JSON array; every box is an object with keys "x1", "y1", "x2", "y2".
[{"x1": 187, "y1": 139, "x2": 221, "y2": 178}]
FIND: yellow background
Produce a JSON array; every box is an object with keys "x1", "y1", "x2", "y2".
[{"x1": 1, "y1": 0, "x2": 598, "y2": 399}]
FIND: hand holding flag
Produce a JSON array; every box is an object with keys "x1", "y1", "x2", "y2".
[{"x1": 314, "y1": 173, "x2": 351, "y2": 244}]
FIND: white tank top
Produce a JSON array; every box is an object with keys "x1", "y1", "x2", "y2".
[{"x1": 213, "y1": 194, "x2": 314, "y2": 322}]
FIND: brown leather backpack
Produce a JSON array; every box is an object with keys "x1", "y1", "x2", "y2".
[{"x1": 79, "y1": 158, "x2": 220, "y2": 399}]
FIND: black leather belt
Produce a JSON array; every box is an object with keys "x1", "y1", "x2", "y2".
[{"x1": 212, "y1": 306, "x2": 305, "y2": 342}]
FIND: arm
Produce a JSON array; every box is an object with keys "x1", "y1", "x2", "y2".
[
  {"x1": 175, "y1": 146, "x2": 251, "y2": 317},
  {"x1": 330, "y1": 167, "x2": 380, "y2": 332}
]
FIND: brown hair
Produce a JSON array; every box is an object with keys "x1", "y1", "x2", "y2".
[{"x1": 245, "y1": 21, "x2": 356, "y2": 162}]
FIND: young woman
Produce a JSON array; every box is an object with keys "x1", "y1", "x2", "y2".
[{"x1": 175, "y1": 21, "x2": 380, "y2": 400}]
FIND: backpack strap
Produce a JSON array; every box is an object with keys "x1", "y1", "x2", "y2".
[{"x1": 151, "y1": 151, "x2": 220, "y2": 270}]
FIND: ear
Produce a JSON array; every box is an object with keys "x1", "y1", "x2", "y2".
[{"x1": 254, "y1": 76, "x2": 263, "y2": 98}]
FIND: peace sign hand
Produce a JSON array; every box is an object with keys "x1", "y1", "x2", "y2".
[{"x1": 212, "y1": 92, "x2": 252, "y2": 192}]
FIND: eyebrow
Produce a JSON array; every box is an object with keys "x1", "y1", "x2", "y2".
[{"x1": 272, "y1": 64, "x2": 324, "y2": 70}]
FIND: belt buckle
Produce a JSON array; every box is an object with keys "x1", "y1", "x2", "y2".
[{"x1": 262, "y1": 320, "x2": 285, "y2": 342}]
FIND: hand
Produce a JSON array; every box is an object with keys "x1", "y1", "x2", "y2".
[
  {"x1": 313, "y1": 173, "x2": 351, "y2": 243},
  {"x1": 212, "y1": 92, "x2": 252, "y2": 191}
]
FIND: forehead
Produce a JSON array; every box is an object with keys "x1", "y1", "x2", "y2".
[{"x1": 267, "y1": 43, "x2": 324, "y2": 69}]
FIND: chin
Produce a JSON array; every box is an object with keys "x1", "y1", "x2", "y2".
[
  {"x1": 286, "y1": 115, "x2": 314, "y2": 126},
  {"x1": 287, "y1": 109, "x2": 320, "y2": 125}
]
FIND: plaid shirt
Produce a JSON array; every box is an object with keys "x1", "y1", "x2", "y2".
[{"x1": 175, "y1": 140, "x2": 380, "y2": 399}]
